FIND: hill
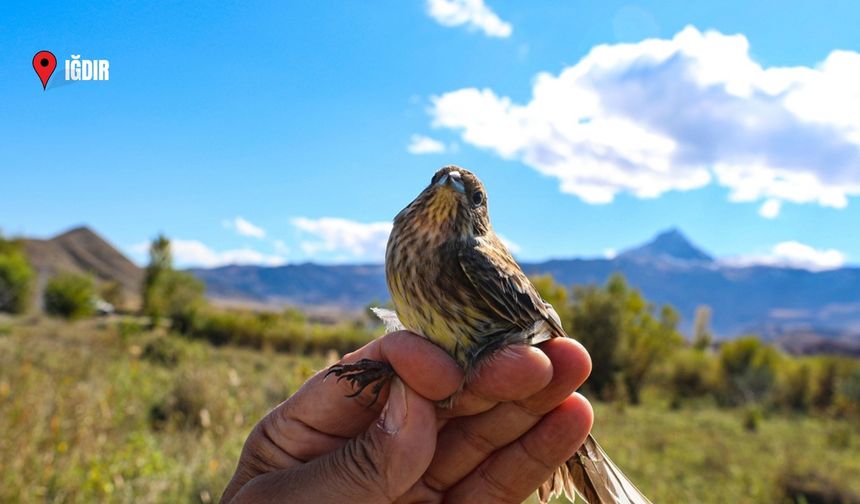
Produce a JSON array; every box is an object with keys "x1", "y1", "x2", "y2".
[{"x1": 22, "y1": 226, "x2": 143, "y2": 309}]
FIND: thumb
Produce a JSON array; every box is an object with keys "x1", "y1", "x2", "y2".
[{"x1": 232, "y1": 378, "x2": 438, "y2": 504}]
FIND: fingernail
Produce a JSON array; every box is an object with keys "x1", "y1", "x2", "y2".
[{"x1": 379, "y1": 377, "x2": 407, "y2": 435}]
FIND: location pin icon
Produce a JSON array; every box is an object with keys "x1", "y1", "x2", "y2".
[{"x1": 33, "y1": 50, "x2": 57, "y2": 90}]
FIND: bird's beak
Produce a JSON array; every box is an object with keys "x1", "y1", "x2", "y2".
[{"x1": 436, "y1": 171, "x2": 466, "y2": 194}]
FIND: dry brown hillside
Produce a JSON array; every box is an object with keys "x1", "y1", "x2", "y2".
[{"x1": 23, "y1": 226, "x2": 142, "y2": 310}]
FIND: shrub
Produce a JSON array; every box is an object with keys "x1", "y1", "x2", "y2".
[
  {"x1": 668, "y1": 349, "x2": 717, "y2": 403},
  {"x1": 149, "y1": 371, "x2": 216, "y2": 431},
  {"x1": 0, "y1": 242, "x2": 34, "y2": 314},
  {"x1": 775, "y1": 466, "x2": 860, "y2": 504},
  {"x1": 43, "y1": 273, "x2": 95, "y2": 320},
  {"x1": 774, "y1": 361, "x2": 811, "y2": 412},
  {"x1": 717, "y1": 336, "x2": 779, "y2": 406},
  {"x1": 141, "y1": 337, "x2": 185, "y2": 367},
  {"x1": 811, "y1": 359, "x2": 839, "y2": 411}
]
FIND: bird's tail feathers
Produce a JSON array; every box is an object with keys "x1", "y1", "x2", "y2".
[{"x1": 538, "y1": 434, "x2": 652, "y2": 504}]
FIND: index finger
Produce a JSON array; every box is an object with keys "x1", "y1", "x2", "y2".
[{"x1": 285, "y1": 330, "x2": 463, "y2": 437}]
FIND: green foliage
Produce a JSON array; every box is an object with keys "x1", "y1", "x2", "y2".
[
  {"x1": 531, "y1": 274, "x2": 569, "y2": 317},
  {"x1": 568, "y1": 274, "x2": 683, "y2": 403},
  {"x1": 668, "y1": 348, "x2": 718, "y2": 404},
  {"x1": 149, "y1": 271, "x2": 205, "y2": 332},
  {"x1": 0, "y1": 237, "x2": 34, "y2": 314},
  {"x1": 615, "y1": 287, "x2": 684, "y2": 404},
  {"x1": 836, "y1": 367, "x2": 860, "y2": 417},
  {"x1": 139, "y1": 235, "x2": 205, "y2": 331},
  {"x1": 185, "y1": 307, "x2": 376, "y2": 356},
  {"x1": 774, "y1": 361, "x2": 811, "y2": 412},
  {"x1": 2, "y1": 308, "x2": 860, "y2": 503},
  {"x1": 43, "y1": 272, "x2": 95, "y2": 320},
  {"x1": 100, "y1": 280, "x2": 125, "y2": 311},
  {"x1": 718, "y1": 336, "x2": 780, "y2": 406},
  {"x1": 812, "y1": 359, "x2": 839, "y2": 411},
  {"x1": 141, "y1": 234, "x2": 173, "y2": 319},
  {"x1": 569, "y1": 283, "x2": 622, "y2": 398}
]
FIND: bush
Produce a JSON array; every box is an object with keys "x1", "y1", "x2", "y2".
[
  {"x1": 668, "y1": 349, "x2": 717, "y2": 404},
  {"x1": 182, "y1": 307, "x2": 376, "y2": 356},
  {"x1": 0, "y1": 243, "x2": 34, "y2": 314},
  {"x1": 717, "y1": 336, "x2": 779, "y2": 406},
  {"x1": 776, "y1": 466, "x2": 860, "y2": 504},
  {"x1": 774, "y1": 361, "x2": 811, "y2": 412},
  {"x1": 142, "y1": 337, "x2": 185, "y2": 367},
  {"x1": 149, "y1": 371, "x2": 215, "y2": 431},
  {"x1": 43, "y1": 273, "x2": 95, "y2": 320}
]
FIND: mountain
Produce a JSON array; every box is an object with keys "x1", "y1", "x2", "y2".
[
  {"x1": 15, "y1": 225, "x2": 860, "y2": 348},
  {"x1": 22, "y1": 226, "x2": 142, "y2": 309},
  {"x1": 618, "y1": 228, "x2": 713, "y2": 264},
  {"x1": 190, "y1": 263, "x2": 387, "y2": 308},
  {"x1": 189, "y1": 229, "x2": 860, "y2": 344}
]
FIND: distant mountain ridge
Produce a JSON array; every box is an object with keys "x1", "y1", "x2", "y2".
[
  {"x1": 14, "y1": 226, "x2": 860, "y2": 349},
  {"x1": 191, "y1": 229, "x2": 860, "y2": 344}
]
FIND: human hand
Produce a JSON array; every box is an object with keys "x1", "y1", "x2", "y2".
[{"x1": 220, "y1": 331, "x2": 593, "y2": 504}]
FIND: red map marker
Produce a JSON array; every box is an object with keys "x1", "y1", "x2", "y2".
[{"x1": 33, "y1": 50, "x2": 57, "y2": 90}]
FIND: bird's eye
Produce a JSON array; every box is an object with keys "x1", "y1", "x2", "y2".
[{"x1": 471, "y1": 191, "x2": 484, "y2": 206}]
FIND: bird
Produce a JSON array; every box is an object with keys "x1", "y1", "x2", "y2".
[{"x1": 327, "y1": 165, "x2": 651, "y2": 504}]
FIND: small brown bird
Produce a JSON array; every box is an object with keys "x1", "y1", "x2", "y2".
[{"x1": 328, "y1": 166, "x2": 651, "y2": 504}]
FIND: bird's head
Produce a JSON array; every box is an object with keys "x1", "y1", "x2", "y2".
[{"x1": 398, "y1": 165, "x2": 491, "y2": 239}]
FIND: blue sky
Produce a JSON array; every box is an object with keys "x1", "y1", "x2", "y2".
[{"x1": 2, "y1": 0, "x2": 860, "y2": 270}]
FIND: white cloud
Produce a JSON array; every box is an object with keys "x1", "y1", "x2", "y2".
[
  {"x1": 426, "y1": 0, "x2": 512, "y2": 38},
  {"x1": 431, "y1": 26, "x2": 860, "y2": 210},
  {"x1": 407, "y1": 134, "x2": 447, "y2": 155},
  {"x1": 603, "y1": 248, "x2": 618, "y2": 259},
  {"x1": 173, "y1": 240, "x2": 286, "y2": 268},
  {"x1": 222, "y1": 216, "x2": 266, "y2": 238},
  {"x1": 127, "y1": 239, "x2": 286, "y2": 268},
  {"x1": 758, "y1": 199, "x2": 782, "y2": 219},
  {"x1": 292, "y1": 217, "x2": 392, "y2": 261},
  {"x1": 722, "y1": 241, "x2": 846, "y2": 271},
  {"x1": 273, "y1": 239, "x2": 290, "y2": 255}
]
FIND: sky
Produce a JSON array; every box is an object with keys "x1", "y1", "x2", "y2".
[{"x1": 2, "y1": 0, "x2": 860, "y2": 271}]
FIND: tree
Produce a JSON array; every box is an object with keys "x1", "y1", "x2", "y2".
[
  {"x1": 811, "y1": 359, "x2": 838, "y2": 411},
  {"x1": 718, "y1": 335, "x2": 780, "y2": 405},
  {"x1": 569, "y1": 273, "x2": 682, "y2": 403},
  {"x1": 569, "y1": 283, "x2": 622, "y2": 399},
  {"x1": 692, "y1": 305, "x2": 713, "y2": 350},
  {"x1": 44, "y1": 273, "x2": 95, "y2": 320},
  {"x1": 0, "y1": 236, "x2": 34, "y2": 314},
  {"x1": 142, "y1": 234, "x2": 172, "y2": 318},
  {"x1": 611, "y1": 276, "x2": 683, "y2": 404},
  {"x1": 140, "y1": 235, "x2": 205, "y2": 331}
]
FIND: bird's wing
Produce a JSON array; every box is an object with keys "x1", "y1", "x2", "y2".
[{"x1": 458, "y1": 236, "x2": 566, "y2": 338}]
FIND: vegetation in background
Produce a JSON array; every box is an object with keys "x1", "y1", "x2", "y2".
[
  {"x1": 536, "y1": 273, "x2": 683, "y2": 403},
  {"x1": 692, "y1": 305, "x2": 713, "y2": 350},
  {"x1": 1, "y1": 318, "x2": 859, "y2": 504},
  {"x1": 141, "y1": 235, "x2": 206, "y2": 330},
  {"x1": 43, "y1": 272, "x2": 96, "y2": 320},
  {"x1": 4, "y1": 241, "x2": 860, "y2": 503},
  {"x1": 0, "y1": 234, "x2": 34, "y2": 314}
]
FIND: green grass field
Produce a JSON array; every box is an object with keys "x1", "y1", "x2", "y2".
[{"x1": 1, "y1": 317, "x2": 858, "y2": 503}]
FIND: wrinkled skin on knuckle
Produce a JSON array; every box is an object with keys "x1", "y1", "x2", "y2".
[
  {"x1": 323, "y1": 431, "x2": 395, "y2": 503},
  {"x1": 476, "y1": 466, "x2": 523, "y2": 504}
]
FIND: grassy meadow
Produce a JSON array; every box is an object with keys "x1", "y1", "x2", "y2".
[{"x1": 1, "y1": 315, "x2": 859, "y2": 503}]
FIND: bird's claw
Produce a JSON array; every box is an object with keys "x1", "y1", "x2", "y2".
[{"x1": 325, "y1": 358, "x2": 395, "y2": 407}]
